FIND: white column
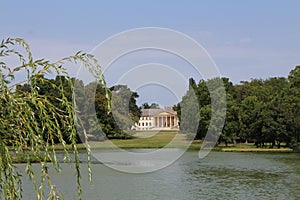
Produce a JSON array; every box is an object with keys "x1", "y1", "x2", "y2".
[{"x1": 160, "y1": 117, "x2": 162, "y2": 127}]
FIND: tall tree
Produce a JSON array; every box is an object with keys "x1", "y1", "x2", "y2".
[
  {"x1": 177, "y1": 78, "x2": 200, "y2": 135},
  {"x1": 287, "y1": 66, "x2": 300, "y2": 146},
  {"x1": 110, "y1": 85, "x2": 141, "y2": 131},
  {"x1": 83, "y1": 83, "x2": 141, "y2": 139}
]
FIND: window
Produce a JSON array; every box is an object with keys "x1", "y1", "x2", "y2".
[
  {"x1": 142, "y1": 123, "x2": 144, "y2": 126},
  {"x1": 146, "y1": 122, "x2": 148, "y2": 126},
  {"x1": 149, "y1": 122, "x2": 152, "y2": 126},
  {"x1": 139, "y1": 123, "x2": 141, "y2": 126}
]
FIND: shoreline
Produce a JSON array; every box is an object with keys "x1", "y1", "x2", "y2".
[
  {"x1": 19, "y1": 141, "x2": 299, "y2": 152},
  {"x1": 217, "y1": 147, "x2": 294, "y2": 153},
  {"x1": 10, "y1": 130, "x2": 299, "y2": 163},
  {"x1": 11, "y1": 145, "x2": 297, "y2": 163}
]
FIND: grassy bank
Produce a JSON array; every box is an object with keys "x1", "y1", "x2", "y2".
[
  {"x1": 87, "y1": 131, "x2": 295, "y2": 152},
  {"x1": 10, "y1": 131, "x2": 297, "y2": 163},
  {"x1": 218, "y1": 147, "x2": 293, "y2": 152},
  {"x1": 88, "y1": 130, "x2": 191, "y2": 149},
  {"x1": 214, "y1": 142, "x2": 294, "y2": 152}
]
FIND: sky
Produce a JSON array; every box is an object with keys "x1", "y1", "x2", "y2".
[{"x1": 2, "y1": 0, "x2": 300, "y2": 106}]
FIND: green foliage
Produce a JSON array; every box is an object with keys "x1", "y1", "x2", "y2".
[
  {"x1": 176, "y1": 68, "x2": 300, "y2": 149},
  {"x1": 141, "y1": 102, "x2": 160, "y2": 109},
  {"x1": 17, "y1": 75, "x2": 85, "y2": 144},
  {"x1": 288, "y1": 65, "x2": 300, "y2": 88},
  {"x1": 110, "y1": 85, "x2": 141, "y2": 129},
  {"x1": 177, "y1": 78, "x2": 200, "y2": 136},
  {"x1": 0, "y1": 38, "x2": 107, "y2": 199},
  {"x1": 176, "y1": 77, "x2": 227, "y2": 141},
  {"x1": 82, "y1": 83, "x2": 141, "y2": 139}
]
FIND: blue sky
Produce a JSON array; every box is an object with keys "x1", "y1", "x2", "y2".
[{"x1": 2, "y1": 0, "x2": 300, "y2": 105}]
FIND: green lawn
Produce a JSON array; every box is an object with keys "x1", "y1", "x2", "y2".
[
  {"x1": 52, "y1": 131, "x2": 294, "y2": 152},
  {"x1": 10, "y1": 132, "x2": 297, "y2": 163},
  {"x1": 87, "y1": 130, "x2": 194, "y2": 149}
]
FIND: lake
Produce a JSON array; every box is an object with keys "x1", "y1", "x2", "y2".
[{"x1": 20, "y1": 150, "x2": 300, "y2": 199}]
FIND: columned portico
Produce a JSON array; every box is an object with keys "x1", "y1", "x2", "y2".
[
  {"x1": 136, "y1": 108, "x2": 179, "y2": 130},
  {"x1": 152, "y1": 114, "x2": 178, "y2": 128}
]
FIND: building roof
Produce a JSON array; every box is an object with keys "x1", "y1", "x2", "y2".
[{"x1": 141, "y1": 107, "x2": 177, "y2": 116}]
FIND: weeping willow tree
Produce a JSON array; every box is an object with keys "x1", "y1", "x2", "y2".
[{"x1": 0, "y1": 38, "x2": 108, "y2": 199}]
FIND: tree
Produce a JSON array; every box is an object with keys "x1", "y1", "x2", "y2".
[
  {"x1": 239, "y1": 96, "x2": 263, "y2": 146},
  {"x1": 287, "y1": 66, "x2": 300, "y2": 146},
  {"x1": 141, "y1": 102, "x2": 150, "y2": 109},
  {"x1": 177, "y1": 77, "x2": 227, "y2": 143},
  {"x1": 17, "y1": 75, "x2": 85, "y2": 143},
  {"x1": 177, "y1": 78, "x2": 200, "y2": 135},
  {"x1": 0, "y1": 38, "x2": 106, "y2": 199},
  {"x1": 288, "y1": 66, "x2": 300, "y2": 88},
  {"x1": 83, "y1": 81, "x2": 115, "y2": 139},
  {"x1": 220, "y1": 95, "x2": 239, "y2": 146},
  {"x1": 141, "y1": 102, "x2": 160, "y2": 109},
  {"x1": 110, "y1": 85, "x2": 141, "y2": 132},
  {"x1": 237, "y1": 77, "x2": 295, "y2": 148},
  {"x1": 177, "y1": 73, "x2": 299, "y2": 149},
  {"x1": 83, "y1": 83, "x2": 141, "y2": 139}
]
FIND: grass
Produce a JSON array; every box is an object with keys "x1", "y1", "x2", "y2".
[
  {"x1": 86, "y1": 131, "x2": 296, "y2": 153},
  {"x1": 87, "y1": 130, "x2": 192, "y2": 149},
  {"x1": 52, "y1": 131, "x2": 296, "y2": 152},
  {"x1": 10, "y1": 131, "x2": 298, "y2": 163}
]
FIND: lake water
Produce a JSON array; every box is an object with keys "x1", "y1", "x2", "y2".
[{"x1": 20, "y1": 150, "x2": 300, "y2": 199}]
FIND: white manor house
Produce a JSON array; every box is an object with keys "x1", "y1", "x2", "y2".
[{"x1": 135, "y1": 107, "x2": 179, "y2": 130}]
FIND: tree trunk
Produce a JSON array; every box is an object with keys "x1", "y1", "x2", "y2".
[{"x1": 271, "y1": 140, "x2": 275, "y2": 148}]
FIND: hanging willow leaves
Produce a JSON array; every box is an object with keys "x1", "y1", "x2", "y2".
[{"x1": 0, "y1": 38, "x2": 108, "y2": 199}]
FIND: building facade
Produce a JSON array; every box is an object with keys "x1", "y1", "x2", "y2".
[{"x1": 135, "y1": 107, "x2": 179, "y2": 130}]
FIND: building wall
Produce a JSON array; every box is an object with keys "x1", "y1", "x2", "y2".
[{"x1": 136, "y1": 116, "x2": 155, "y2": 130}]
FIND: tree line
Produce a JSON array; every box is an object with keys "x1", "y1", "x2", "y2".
[
  {"x1": 13, "y1": 66, "x2": 300, "y2": 148},
  {"x1": 15, "y1": 75, "x2": 141, "y2": 143},
  {"x1": 175, "y1": 66, "x2": 300, "y2": 148}
]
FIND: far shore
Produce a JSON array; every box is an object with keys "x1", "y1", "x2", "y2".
[
  {"x1": 11, "y1": 131, "x2": 298, "y2": 163},
  {"x1": 38, "y1": 131, "x2": 300, "y2": 152}
]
